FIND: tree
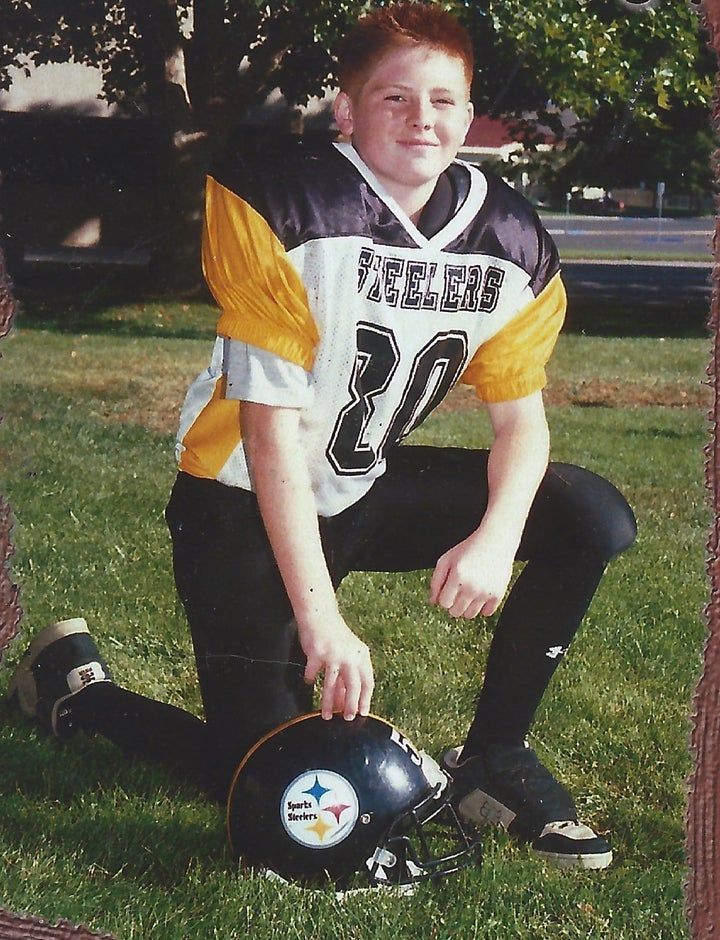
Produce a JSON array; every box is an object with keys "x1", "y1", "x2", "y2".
[
  {"x1": 1, "y1": 1, "x2": 368, "y2": 289},
  {"x1": 0, "y1": 0, "x2": 713, "y2": 288},
  {"x1": 480, "y1": 1, "x2": 715, "y2": 206},
  {"x1": 470, "y1": 0, "x2": 710, "y2": 122},
  {"x1": 524, "y1": 94, "x2": 715, "y2": 208}
]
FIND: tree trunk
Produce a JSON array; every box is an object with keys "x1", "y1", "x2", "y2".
[
  {"x1": 124, "y1": 0, "x2": 209, "y2": 293},
  {"x1": 0, "y1": 247, "x2": 22, "y2": 666},
  {"x1": 686, "y1": 2, "x2": 720, "y2": 936}
]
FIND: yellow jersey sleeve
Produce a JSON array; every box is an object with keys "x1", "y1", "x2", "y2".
[
  {"x1": 460, "y1": 273, "x2": 566, "y2": 403},
  {"x1": 202, "y1": 176, "x2": 320, "y2": 371}
]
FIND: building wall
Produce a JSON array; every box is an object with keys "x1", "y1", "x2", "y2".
[{"x1": 0, "y1": 110, "x2": 161, "y2": 265}]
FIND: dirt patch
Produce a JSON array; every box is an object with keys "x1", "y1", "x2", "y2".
[
  {"x1": 96, "y1": 376, "x2": 711, "y2": 437},
  {"x1": 89, "y1": 381, "x2": 189, "y2": 436},
  {"x1": 438, "y1": 380, "x2": 712, "y2": 413}
]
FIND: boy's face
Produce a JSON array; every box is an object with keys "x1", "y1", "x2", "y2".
[{"x1": 334, "y1": 44, "x2": 473, "y2": 216}]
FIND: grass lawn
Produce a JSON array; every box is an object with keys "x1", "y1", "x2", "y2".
[{"x1": 0, "y1": 293, "x2": 711, "y2": 940}]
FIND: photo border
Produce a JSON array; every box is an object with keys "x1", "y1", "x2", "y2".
[{"x1": 0, "y1": 1, "x2": 717, "y2": 935}]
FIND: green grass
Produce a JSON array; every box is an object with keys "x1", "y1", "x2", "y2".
[
  {"x1": 559, "y1": 249, "x2": 710, "y2": 263},
  {"x1": 0, "y1": 308, "x2": 709, "y2": 939}
]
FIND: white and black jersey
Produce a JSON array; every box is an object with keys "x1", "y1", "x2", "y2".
[{"x1": 176, "y1": 130, "x2": 566, "y2": 516}]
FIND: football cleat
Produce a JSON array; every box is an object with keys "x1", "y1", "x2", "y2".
[
  {"x1": 442, "y1": 743, "x2": 612, "y2": 870},
  {"x1": 7, "y1": 617, "x2": 113, "y2": 738},
  {"x1": 227, "y1": 713, "x2": 481, "y2": 891}
]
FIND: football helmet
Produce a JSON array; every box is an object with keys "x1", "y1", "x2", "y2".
[{"x1": 226, "y1": 713, "x2": 480, "y2": 890}]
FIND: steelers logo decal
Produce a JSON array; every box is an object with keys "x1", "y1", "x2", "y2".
[{"x1": 281, "y1": 770, "x2": 360, "y2": 848}]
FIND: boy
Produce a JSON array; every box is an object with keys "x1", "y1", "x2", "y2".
[{"x1": 10, "y1": 3, "x2": 636, "y2": 871}]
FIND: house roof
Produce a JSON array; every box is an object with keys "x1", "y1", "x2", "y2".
[
  {"x1": 463, "y1": 115, "x2": 515, "y2": 148},
  {"x1": 463, "y1": 114, "x2": 557, "y2": 150}
]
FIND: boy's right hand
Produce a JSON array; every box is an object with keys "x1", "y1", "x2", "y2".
[
  {"x1": 242, "y1": 402, "x2": 374, "y2": 722},
  {"x1": 299, "y1": 615, "x2": 374, "y2": 722}
]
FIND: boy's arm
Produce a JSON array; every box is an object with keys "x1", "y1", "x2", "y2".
[
  {"x1": 242, "y1": 400, "x2": 375, "y2": 721},
  {"x1": 429, "y1": 390, "x2": 549, "y2": 619}
]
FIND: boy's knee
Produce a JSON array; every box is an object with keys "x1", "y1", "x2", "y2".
[
  {"x1": 575, "y1": 467, "x2": 636, "y2": 562},
  {"x1": 545, "y1": 463, "x2": 637, "y2": 564},
  {"x1": 597, "y1": 483, "x2": 637, "y2": 561}
]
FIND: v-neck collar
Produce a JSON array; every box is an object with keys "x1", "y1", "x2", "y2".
[{"x1": 334, "y1": 141, "x2": 487, "y2": 250}]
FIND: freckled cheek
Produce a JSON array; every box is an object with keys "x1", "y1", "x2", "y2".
[{"x1": 441, "y1": 128, "x2": 468, "y2": 151}]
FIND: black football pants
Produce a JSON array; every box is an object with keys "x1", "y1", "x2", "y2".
[{"x1": 74, "y1": 445, "x2": 636, "y2": 800}]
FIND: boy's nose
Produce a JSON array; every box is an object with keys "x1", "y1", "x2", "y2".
[{"x1": 409, "y1": 99, "x2": 432, "y2": 128}]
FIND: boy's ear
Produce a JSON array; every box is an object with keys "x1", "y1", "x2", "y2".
[
  {"x1": 465, "y1": 100, "x2": 475, "y2": 134},
  {"x1": 334, "y1": 91, "x2": 354, "y2": 137}
]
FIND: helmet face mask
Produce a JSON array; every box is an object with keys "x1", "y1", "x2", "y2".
[
  {"x1": 226, "y1": 713, "x2": 480, "y2": 890},
  {"x1": 375, "y1": 783, "x2": 479, "y2": 886}
]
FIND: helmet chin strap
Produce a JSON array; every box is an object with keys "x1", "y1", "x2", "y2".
[
  {"x1": 366, "y1": 845, "x2": 401, "y2": 881},
  {"x1": 365, "y1": 846, "x2": 425, "y2": 891}
]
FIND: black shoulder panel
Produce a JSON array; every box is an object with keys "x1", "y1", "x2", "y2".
[
  {"x1": 447, "y1": 170, "x2": 560, "y2": 296},
  {"x1": 210, "y1": 128, "x2": 415, "y2": 252}
]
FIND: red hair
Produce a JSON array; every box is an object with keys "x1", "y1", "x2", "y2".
[{"x1": 335, "y1": 3, "x2": 474, "y2": 96}]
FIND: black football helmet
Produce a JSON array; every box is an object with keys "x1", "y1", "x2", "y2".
[{"x1": 226, "y1": 713, "x2": 480, "y2": 890}]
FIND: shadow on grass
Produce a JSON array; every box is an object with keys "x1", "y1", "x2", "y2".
[
  {"x1": 0, "y1": 702, "x2": 226, "y2": 886},
  {"x1": 564, "y1": 301, "x2": 710, "y2": 339},
  {"x1": 9, "y1": 265, "x2": 712, "y2": 341},
  {"x1": 10, "y1": 266, "x2": 218, "y2": 341}
]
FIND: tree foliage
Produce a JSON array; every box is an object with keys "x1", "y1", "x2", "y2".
[
  {"x1": 457, "y1": 0, "x2": 714, "y2": 200},
  {"x1": 0, "y1": 1, "x2": 366, "y2": 131},
  {"x1": 0, "y1": 1, "x2": 712, "y2": 285},
  {"x1": 0, "y1": 1, "x2": 711, "y2": 132},
  {"x1": 475, "y1": 0, "x2": 710, "y2": 121}
]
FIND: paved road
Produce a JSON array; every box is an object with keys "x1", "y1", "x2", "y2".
[
  {"x1": 561, "y1": 259, "x2": 712, "y2": 307},
  {"x1": 536, "y1": 214, "x2": 714, "y2": 328},
  {"x1": 544, "y1": 213, "x2": 714, "y2": 260}
]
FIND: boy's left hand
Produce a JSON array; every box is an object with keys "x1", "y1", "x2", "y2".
[
  {"x1": 429, "y1": 530, "x2": 515, "y2": 619},
  {"x1": 430, "y1": 391, "x2": 550, "y2": 619}
]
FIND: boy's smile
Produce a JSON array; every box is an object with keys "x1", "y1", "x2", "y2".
[{"x1": 334, "y1": 45, "x2": 474, "y2": 223}]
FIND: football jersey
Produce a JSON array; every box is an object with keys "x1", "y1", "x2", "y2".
[{"x1": 176, "y1": 131, "x2": 566, "y2": 516}]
